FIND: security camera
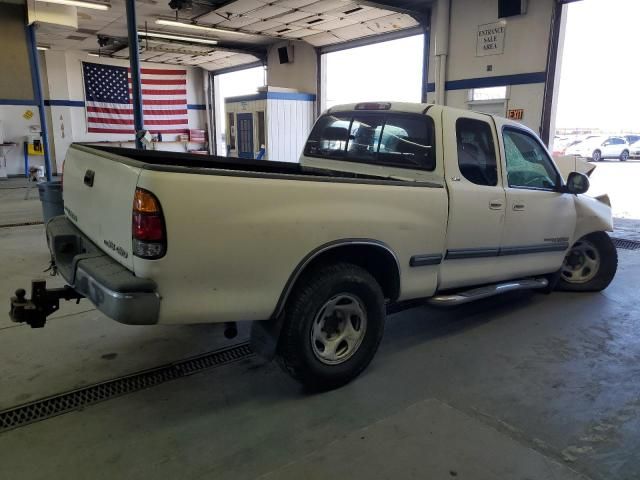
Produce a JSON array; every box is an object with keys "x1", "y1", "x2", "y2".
[
  {"x1": 168, "y1": 0, "x2": 191, "y2": 11},
  {"x1": 97, "y1": 35, "x2": 110, "y2": 48}
]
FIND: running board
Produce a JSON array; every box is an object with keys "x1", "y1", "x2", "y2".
[{"x1": 427, "y1": 278, "x2": 549, "y2": 307}]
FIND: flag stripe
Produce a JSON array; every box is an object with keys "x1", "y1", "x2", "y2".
[
  {"x1": 88, "y1": 116, "x2": 188, "y2": 125},
  {"x1": 128, "y1": 78, "x2": 187, "y2": 85},
  {"x1": 88, "y1": 127, "x2": 189, "y2": 134},
  {"x1": 129, "y1": 89, "x2": 187, "y2": 95},
  {"x1": 87, "y1": 106, "x2": 188, "y2": 116},
  {"x1": 128, "y1": 68, "x2": 188, "y2": 75}
]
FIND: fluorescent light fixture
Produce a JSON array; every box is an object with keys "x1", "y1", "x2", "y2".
[
  {"x1": 37, "y1": 46, "x2": 49, "y2": 51},
  {"x1": 87, "y1": 52, "x2": 100, "y2": 57},
  {"x1": 138, "y1": 31, "x2": 218, "y2": 45},
  {"x1": 35, "y1": 0, "x2": 110, "y2": 10},
  {"x1": 155, "y1": 18, "x2": 246, "y2": 36}
]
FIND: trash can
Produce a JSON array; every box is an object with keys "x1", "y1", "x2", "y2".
[{"x1": 37, "y1": 181, "x2": 64, "y2": 223}]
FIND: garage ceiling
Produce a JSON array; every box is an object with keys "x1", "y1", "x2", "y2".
[{"x1": 33, "y1": 0, "x2": 430, "y2": 71}]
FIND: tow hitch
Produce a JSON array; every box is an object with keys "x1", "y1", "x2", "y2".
[{"x1": 10, "y1": 280, "x2": 84, "y2": 328}]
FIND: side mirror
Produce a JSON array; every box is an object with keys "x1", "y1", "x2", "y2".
[{"x1": 562, "y1": 171, "x2": 590, "y2": 195}]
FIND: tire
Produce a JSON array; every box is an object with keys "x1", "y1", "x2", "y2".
[
  {"x1": 557, "y1": 232, "x2": 618, "y2": 292},
  {"x1": 277, "y1": 263, "x2": 385, "y2": 391},
  {"x1": 620, "y1": 150, "x2": 629, "y2": 161},
  {"x1": 592, "y1": 150, "x2": 602, "y2": 162}
]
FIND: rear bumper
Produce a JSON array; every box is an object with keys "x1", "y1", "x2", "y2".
[{"x1": 47, "y1": 216, "x2": 160, "y2": 325}]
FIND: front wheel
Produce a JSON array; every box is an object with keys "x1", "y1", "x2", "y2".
[
  {"x1": 277, "y1": 263, "x2": 385, "y2": 390},
  {"x1": 558, "y1": 232, "x2": 618, "y2": 292},
  {"x1": 592, "y1": 150, "x2": 602, "y2": 162},
  {"x1": 620, "y1": 150, "x2": 629, "y2": 161}
]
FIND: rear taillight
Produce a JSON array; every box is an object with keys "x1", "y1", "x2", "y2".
[{"x1": 132, "y1": 188, "x2": 166, "y2": 259}]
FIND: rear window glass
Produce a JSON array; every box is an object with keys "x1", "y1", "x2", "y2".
[{"x1": 304, "y1": 112, "x2": 435, "y2": 171}]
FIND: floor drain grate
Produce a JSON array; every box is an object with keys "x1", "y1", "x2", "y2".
[
  {"x1": 0, "y1": 342, "x2": 252, "y2": 432},
  {"x1": 611, "y1": 237, "x2": 640, "y2": 250},
  {"x1": 0, "y1": 220, "x2": 44, "y2": 229}
]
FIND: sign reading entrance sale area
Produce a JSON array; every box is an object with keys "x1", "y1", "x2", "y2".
[{"x1": 476, "y1": 21, "x2": 506, "y2": 57}]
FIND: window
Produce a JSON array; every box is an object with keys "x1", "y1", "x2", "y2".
[
  {"x1": 469, "y1": 86, "x2": 507, "y2": 101},
  {"x1": 456, "y1": 118, "x2": 498, "y2": 186},
  {"x1": 346, "y1": 114, "x2": 385, "y2": 162},
  {"x1": 379, "y1": 115, "x2": 435, "y2": 169},
  {"x1": 304, "y1": 113, "x2": 351, "y2": 158},
  {"x1": 304, "y1": 113, "x2": 436, "y2": 171},
  {"x1": 503, "y1": 128, "x2": 560, "y2": 190}
]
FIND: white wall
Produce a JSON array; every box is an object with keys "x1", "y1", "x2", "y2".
[
  {"x1": 266, "y1": 40, "x2": 317, "y2": 94},
  {"x1": 428, "y1": 0, "x2": 556, "y2": 134},
  {"x1": 266, "y1": 98, "x2": 314, "y2": 163},
  {"x1": 42, "y1": 50, "x2": 206, "y2": 172}
]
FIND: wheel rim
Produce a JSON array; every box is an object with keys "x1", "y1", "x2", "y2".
[
  {"x1": 310, "y1": 293, "x2": 367, "y2": 365},
  {"x1": 621, "y1": 151, "x2": 628, "y2": 161},
  {"x1": 561, "y1": 239, "x2": 601, "y2": 284},
  {"x1": 593, "y1": 151, "x2": 601, "y2": 161}
]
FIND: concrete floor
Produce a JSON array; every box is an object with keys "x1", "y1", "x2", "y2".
[{"x1": 1, "y1": 168, "x2": 639, "y2": 479}]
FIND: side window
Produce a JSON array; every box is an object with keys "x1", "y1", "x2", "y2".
[
  {"x1": 503, "y1": 128, "x2": 560, "y2": 190},
  {"x1": 455, "y1": 118, "x2": 498, "y2": 186},
  {"x1": 346, "y1": 114, "x2": 385, "y2": 162},
  {"x1": 304, "y1": 113, "x2": 351, "y2": 158},
  {"x1": 378, "y1": 115, "x2": 435, "y2": 170}
]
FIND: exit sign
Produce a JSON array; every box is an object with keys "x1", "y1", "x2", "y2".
[{"x1": 507, "y1": 109, "x2": 524, "y2": 120}]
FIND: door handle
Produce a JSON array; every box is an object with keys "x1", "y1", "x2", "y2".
[
  {"x1": 84, "y1": 169, "x2": 95, "y2": 187},
  {"x1": 489, "y1": 199, "x2": 504, "y2": 210},
  {"x1": 513, "y1": 203, "x2": 525, "y2": 211}
]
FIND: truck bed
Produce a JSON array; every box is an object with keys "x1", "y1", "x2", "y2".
[{"x1": 87, "y1": 145, "x2": 367, "y2": 179}]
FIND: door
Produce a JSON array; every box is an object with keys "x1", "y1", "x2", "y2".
[
  {"x1": 499, "y1": 124, "x2": 576, "y2": 277},
  {"x1": 237, "y1": 113, "x2": 254, "y2": 159},
  {"x1": 602, "y1": 137, "x2": 625, "y2": 158},
  {"x1": 439, "y1": 109, "x2": 507, "y2": 289}
]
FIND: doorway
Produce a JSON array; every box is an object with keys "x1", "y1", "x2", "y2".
[{"x1": 237, "y1": 113, "x2": 254, "y2": 159}]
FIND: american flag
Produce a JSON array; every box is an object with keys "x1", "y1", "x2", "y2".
[{"x1": 82, "y1": 62, "x2": 189, "y2": 134}]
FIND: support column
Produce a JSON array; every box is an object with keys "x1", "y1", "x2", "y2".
[
  {"x1": 125, "y1": 0, "x2": 144, "y2": 149},
  {"x1": 25, "y1": 24, "x2": 52, "y2": 181},
  {"x1": 421, "y1": 14, "x2": 431, "y2": 104}
]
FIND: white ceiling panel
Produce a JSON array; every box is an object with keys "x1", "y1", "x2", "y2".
[
  {"x1": 189, "y1": 11, "x2": 227, "y2": 24},
  {"x1": 340, "y1": 7, "x2": 396, "y2": 23},
  {"x1": 314, "y1": 17, "x2": 360, "y2": 31},
  {"x1": 216, "y1": 15, "x2": 262, "y2": 29},
  {"x1": 280, "y1": 27, "x2": 318, "y2": 39},
  {"x1": 362, "y1": 13, "x2": 418, "y2": 32},
  {"x1": 272, "y1": 0, "x2": 318, "y2": 8},
  {"x1": 302, "y1": 31, "x2": 341, "y2": 46},
  {"x1": 242, "y1": 4, "x2": 290, "y2": 20},
  {"x1": 270, "y1": 9, "x2": 315, "y2": 24},
  {"x1": 300, "y1": 0, "x2": 353, "y2": 14},
  {"x1": 242, "y1": 18, "x2": 285, "y2": 32},
  {"x1": 214, "y1": 0, "x2": 266, "y2": 16}
]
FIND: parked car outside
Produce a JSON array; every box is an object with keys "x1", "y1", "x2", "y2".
[
  {"x1": 629, "y1": 140, "x2": 640, "y2": 159},
  {"x1": 565, "y1": 135, "x2": 630, "y2": 161},
  {"x1": 623, "y1": 134, "x2": 640, "y2": 145}
]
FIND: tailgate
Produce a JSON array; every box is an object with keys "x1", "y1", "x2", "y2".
[{"x1": 62, "y1": 144, "x2": 143, "y2": 270}]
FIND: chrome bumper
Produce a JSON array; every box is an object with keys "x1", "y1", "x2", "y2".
[{"x1": 47, "y1": 216, "x2": 160, "y2": 325}]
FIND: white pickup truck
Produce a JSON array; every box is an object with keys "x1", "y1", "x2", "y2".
[{"x1": 11, "y1": 102, "x2": 617, "y2": 390}]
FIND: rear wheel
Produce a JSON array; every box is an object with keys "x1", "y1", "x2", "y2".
[
  {"x1": 620, "y1": 150, "x2": 629, "y2": 161},
  {"x1": 558, "y1": 232, "x2": 617, "y2": 292},
  {"x1": 592, "y1": 150, "x2": 602, "y2": 162},
  {"x1": 278, "y1": 263, "x2": 385, "y2": 390}
]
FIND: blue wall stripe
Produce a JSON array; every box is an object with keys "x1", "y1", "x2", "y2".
[
  {"x1": 187, "y1": 104, "x2": 206, "y2": 110},
  {"x1": 0, "y1": 99, "x2": 38, "y2": 106},
  {"x1": 424, "y1": 72, "x2": 547, "y2": 96},
  {"x1": 45, "y1": 100, "x2": 85, "y2": 107},
  {"x1": 445, "y1": 72, "x2": 547, "y2": 91},
  {"x1": 226, "y1": 92, "x2": 316, "y2": 103}
]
